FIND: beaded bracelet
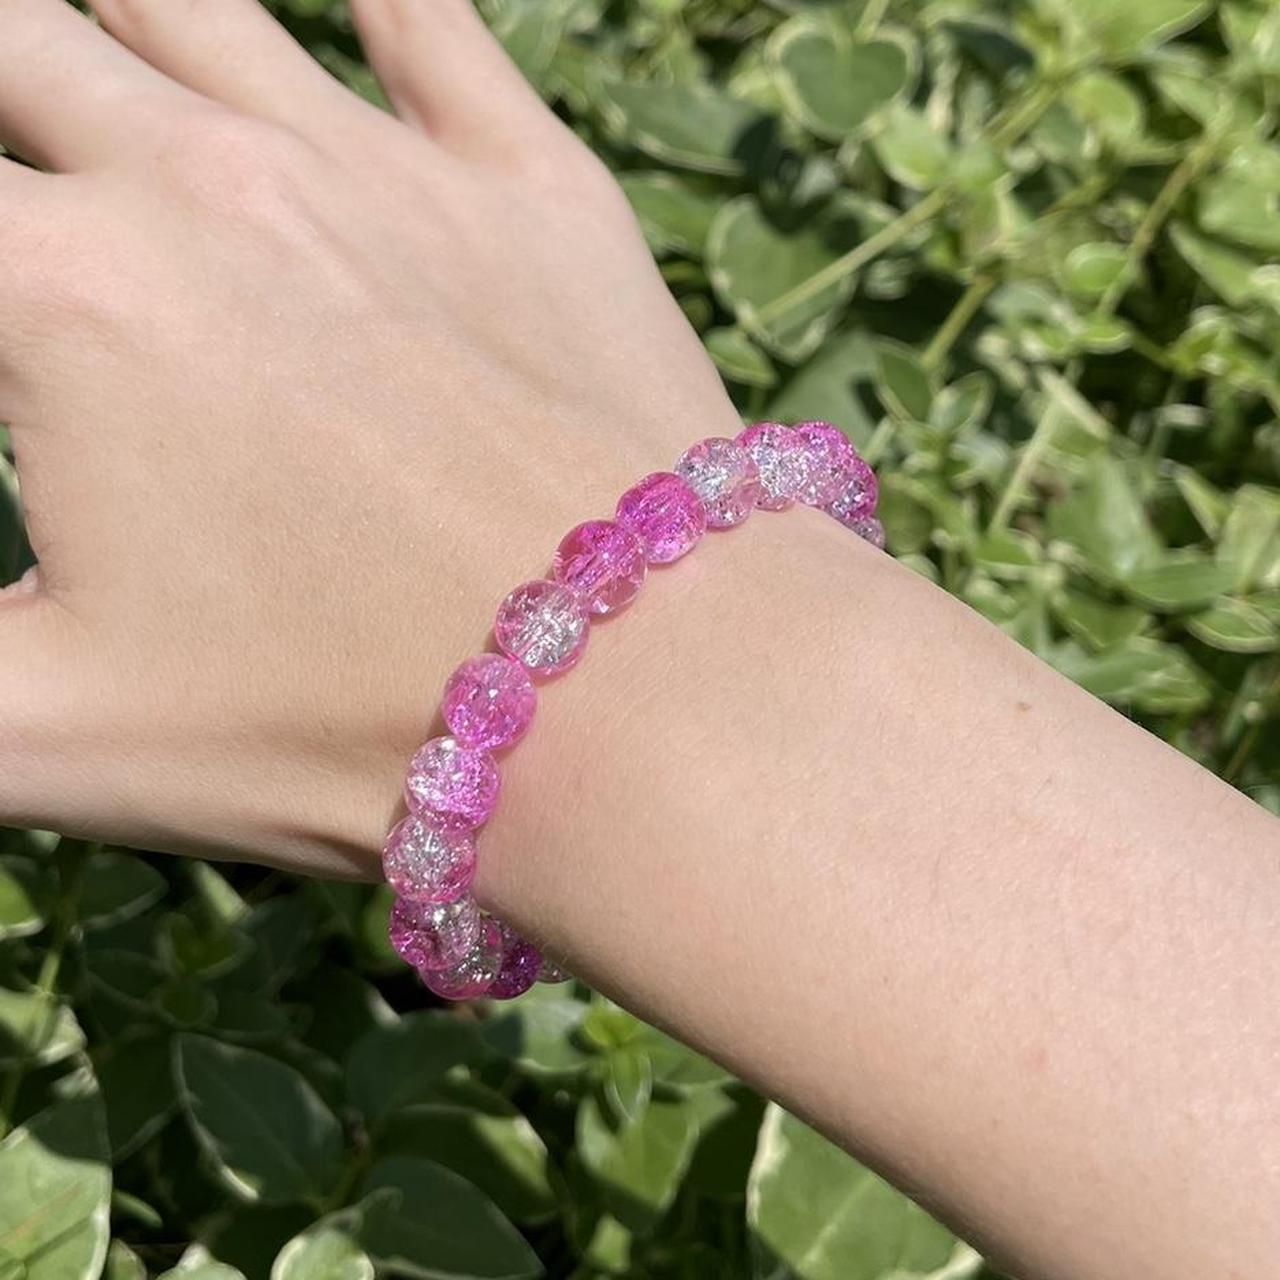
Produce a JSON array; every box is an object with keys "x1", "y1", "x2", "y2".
[{"x1": 384, "y1": 421, "x2": 882, "y2": 1001}]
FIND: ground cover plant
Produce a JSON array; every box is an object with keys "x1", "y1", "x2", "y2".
[{"x1": 1, "y1": 0, "x2": 1277, "y2": 1275}]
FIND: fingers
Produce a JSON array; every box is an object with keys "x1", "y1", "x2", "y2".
[
  {"x1": 350, "y1": 0, "x2": 555, "y2": 156},
  {"x1": 86, "y1": 0, "x2": 368, "y2": 145},
  {"x1": 0, "y1": 0, "x2": 213, "y2": 171}
]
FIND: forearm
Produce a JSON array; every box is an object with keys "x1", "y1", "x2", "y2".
[{"x1": 474, "y1": 504, "x2": 1280, "y2": 1280}]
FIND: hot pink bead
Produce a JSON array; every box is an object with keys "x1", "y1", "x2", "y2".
[
  {"x1": 489, "y1": 927, "x2": 542, "y2": 1000},
  {"x1": 553, "y1": 520, "x2": 647, "y2": 616},
  {"x1": 615, "y1": 472, "x2": 707, "y2": 564},
  {"x1": 420, "y1": 916, "x2": 504, "y2": 1000},
  {"x1": 675, "y1": 437, "x2": 762, "y2": 529},
  {"x1": 389, "y1": 894, "x2": 481, "y2": 972},
  {"x1": 824, "y1": 456, "x2": 879, "y2": 528},
  {"x1": 849, "y1": 515, "x2": 886, "y2": 550},
  {"x1": 794, "y1": 421, "x2": 858, "y2": 507},
  {"x1": 443, "y1": 653, "x2": 536, "y2": 751},
  {"x1": 494, "y1": 579, "x2": 589, "y2": 676},
  {"x1": 382, "y1": 816, "x2": 476, "y2": 905},
  {"x1": 735, "y1": 423, "x2": 807, "y2": 511},
  {"x1": 404, "y1": 736, "x2": 500, "y2": 832}
]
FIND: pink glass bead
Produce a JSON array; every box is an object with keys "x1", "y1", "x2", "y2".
[
  {"x1": 675, "y1": 437, "x2": 762, "y2": 529},
  {"x1": 404, "y1": 736, "x2": 500, "y2": 832},
  {"x1": 849, "y1": 515, "x2": 886, "y2": 550},
  {"x1": 489, "y1": 927, "x2": 542, "y2": 1000},
  {"x1": 615, "y1": 472, "x2": 707, "y2": 564},
  {"x1": 383, "y1": 816, "x2": 476, "y2": 905},
  {"x1": 421, "y1": 916, "x2": 504, "y2": 1000},
  {"x1": 443, "y1": 653, "x2": 536, "y2": 751},
  {"x1": 389, "y1": 894, "x2": 481, "y2": 972},
  {"x1": 794, "y1": 421, "x2": 858, "y2": 507},
  {"x1": 824, "y1": 456, "x2": 879, "y2": 528},
  {"x1": 735, "y1": 423, "x2": 807, "y2": 511},
  {"x1": 553, "y1": 520, "x2": 647, "y2": 616},
  {"x1": 494, "y1": 579, "x2": 589, "y2": 676}
]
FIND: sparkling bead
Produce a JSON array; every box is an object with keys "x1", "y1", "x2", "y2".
[
  {"x1": 553, "y1": 520, "x2": 647, "y2": 616},
  {"x1": 675, "y1": 437, "x2": 762, "y2": 529},
  {"x1": 443, "y1": 653, "x2": 536, "y2": 751},
  {"x1": 849, "y1": 514, "x2": 886, "y2": 550},
  {"x1": 489, "y1": 927, "x2": 542, "y2": 1000},
  {"x1": 420, "y1": 916, "x2": 504, "y2": 1000},
  {"x1": 389, "y1": 894, "x2": 481, "y2": 972},
  {"x1": 615, "y1": 472, "x2": 706, "y2": 564},
  {"x1": 382, "y1": 816, "x2": 476, "y2": 905},
  {"x1": 404, "y1": 736, "x2": 500, "y2": 832},
  {"x1": 495, "y1": 580, "x2": 589, "y2": 676},
  {"x1": 824, "y1": 456, "x2": 879, "y2": 528},
  {"x1": 735, "y1": 423, "x2": 807, "y2": 511},
  {"x1": 537, "y1": 956, "x2": 571, "y2": 984},
  {"x1": 794, "y1": 421, "x2": 858, "y2": 507}
]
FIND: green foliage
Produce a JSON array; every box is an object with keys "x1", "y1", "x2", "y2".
[{"x1": 2, "y1": 0, "x2": 1279, "y2": 1275}]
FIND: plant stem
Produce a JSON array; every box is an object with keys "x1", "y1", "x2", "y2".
[
  {"x1": 855, "y1": 0, "x2": 891, "y2": 38},
  {"x1": 1223, "y1": 661, "x2": 1280, "y2": 784},
  {"x1": 987, "y1": 383, "x2": 1060, "y2": 532},
  {"x1": 923, "y1": 273, "x2": 997, "y2": 371}
]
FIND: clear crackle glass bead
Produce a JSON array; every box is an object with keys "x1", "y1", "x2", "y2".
[
  {"x1": 421, "y1": 916, "x2": 504, "y2": 1000},
  {"x1": 495, "y1": 579, "x2": 589, "y2": 676},
  {"x1": 489, "y1": 925, "x2": 542, "y2": 1000},
  {"x1": 383, "y1": 815, "x2": 476, "y2": 905},
  {"x1": 615, "y1": 471, "x2": 707, "y2": 564},
  {"x1": 675, "y1": 437, "x2": 762, "y2": 528},
  {"x1": 735, "y1": 423, "x2": 807, "y2": 511},
  {"x1": 537, "y1": 956, "x2": 571, "y2": 984},
  {"x1": 824, "y1": 455, "x2": 879, "y2": 529},
  {"x1": 794, "y1": 421, "x2": 858, "y2": 507},
  {"x1": 553, "y1": 520, "x2": 647, "y2": 616},
  {"x1": 389, "y1": 893, "x2": 481, "y2": 972},
  {"x1": 404, "y1": 736, "x2": 500, "y2": 832},
  {"x1": 443, "y1": 653, "x2": 536, "y2": 751},
  {"x1": 849, "y1": 514, "x2": 886, "y2": 550}
]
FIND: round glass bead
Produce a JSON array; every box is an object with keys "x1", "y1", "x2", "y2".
[
  {"x1": 443, "y1": 653, "x2": 536, "y2": 751},
  {"x1": 735, "y1": 423, "x2": 807, "y2": 511},
  {"x1": 537, "y1": 956, "x2": 571, "y2": 984},
  {"x1": 675, "y1": 437, "x2": 762, "y2": 529},
  {"x1": 553, "y1": 520, "x2": 647, "y2": 616},
  {"x1": 389, "y1": 894, "x2": 481, "y2": 972},
  {"x1": 824, "y1": 456, "x2": 879, "y2": 528},
  {"x1": 794, "y1": 421, "x2": 858, "y2": 507},
  {"x1": 382, "y1": 815, "x2": 476, "y2": 904},
  {"x1": 615, "y1": 472, "x2": 707, "y2": 564},
  {"x1": 495, "y1": 580, "x2": 589, "y2": 676},
  {"x1": 421, "y1": 916, "x2": 504, "y2": 1000},
  {"x1": 489, "y1": 928, "x2": 542, "y2": 1000},
  {"x1": 849, "y1": 514, "x2": 886, "y2": 550},
  {"x1": 404, "y1": 736, "x2": 500, "y2": 832}
]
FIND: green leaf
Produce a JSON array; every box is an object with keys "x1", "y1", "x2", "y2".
[
  {"x1": 706, "y1": 196, "x2": 865, "y2": 362},
  {"x1": 1051, "y1": 638, "x2": 1212, "y2": 713},
  {"x1": 347, "y1": 1012, "x2": 485, "y2": 1128},
  {"x1": 483, "y1": 984, "x2": 591, "y2": 1077},
  {"x1": 79, "y1": 849, "x2": 166, "y2": 930},
  {"x1": 1187, "y1": 599, "x2": 1280, "y2": 653},
  {"x1": 704, "y1": 327, "x2": 777, "y2": 389},
  {"x1": 1054, "y1": 0, "x2": 1210, "y2": 59},
  {"x1": 974, "y1": 528, "x2": 1042, "y2": 577},
  {"x1": 747, "y1": 1105, "x2": 977, "y2": 1280},
  {"x1": 769, "y1": 18, "x2": 913, "y2": 142},
  {"x1": 0, "y1": 855, "x2": 51, "y2": 940},
  {"x1": 0, "y1": 1094, "x2": 111, "y2": 1280},
  {"x1": 1050, "y1": 590, "x2": 1151, "y2": 651},
  {"x1": 1060, "y1": 242, "x2": 1128, "y2": 301},
  {"x1": 359, "y1": 1158, "x2": 542, "y2": 1279},
  {"x1": 174, "y1": 1034, "x2": 344, "y2": 1207},
  {"x1": 930, "y1": 373, "x2": 993, "y2": 436},
  {"x1": 376, "y1": 1096, "x2": 556, "y2": 1225},
  {"x1": 1170, "y1": 223, "x2": 1259, "y2": 306},
  {"x1": 618, "y1": 172, "x2": 718, "y2": 257},
  {"x1": 872, "y1": 339, "x2": 934, "y2": 421},
  {"x1": 98, "y1": 1032, "x2": 179, "y2": 1160},
  {"x1": 1217, "y1": 484, "x2": 1280, "y2": 592},
  {"x1": 156, "y1": 1247, "x2": 247, "y2": 1280},
  {"x1": 1123, "y1": 551, "x2": 1237, "y2": 612},
  {"x1": 1046, "y1": 457, "x2": 1161, "y2": 583},
  {"x1": 105, "y1": 1240, "x2": 147, "y2": 1280},
  {"x1": 1174, "y1": 468, "x2": 1230, "y2": 538},
  {"x1": 272, "y1": 1213, "x2": 375, "y2": 1280},
  {"x1": 576, "y1": 1094, "x2": 701, "y2": 1234},
  {"x1": 766, "y1": 330, "x2": 877, "y2": 447},
  {"x1": 871, "y1": 103, "x2": 951, "y2": 190},
  {"x1": 596, "y1": 80, "x2": 769, "y2": 176},
  {"x1": 603, "y1": 1048, "x2": 653, "y2": 1126},
  {"x1": 0, "y1": 988, "x2": 85, "y2": 1068}
]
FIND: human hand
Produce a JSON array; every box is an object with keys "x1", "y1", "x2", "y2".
[{"x1": 0, "y1": 0, "x2": 739, "y2": 876}]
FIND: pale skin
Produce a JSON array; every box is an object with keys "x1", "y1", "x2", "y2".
[{"x1": 0, "y1": 3, "x2": 1276, "y2": 1278}]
